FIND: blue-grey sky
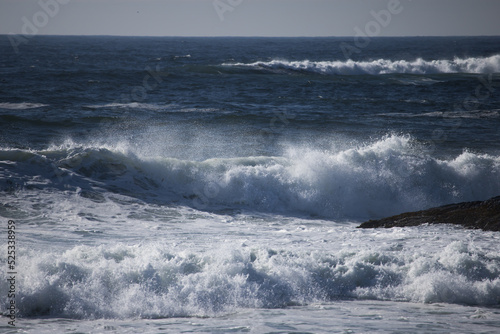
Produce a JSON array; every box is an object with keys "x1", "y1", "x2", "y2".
[{"x1": 1, "y1": 0, "x2": 499, "y2": 37}]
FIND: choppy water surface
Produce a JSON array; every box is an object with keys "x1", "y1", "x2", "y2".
[{"x1": 1, "y1": 36, "x2": 500, "y2": 333}]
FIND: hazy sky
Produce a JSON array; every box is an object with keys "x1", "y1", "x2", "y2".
[{"x1": 1, "y1": 0, "x2": 499, "y2": 37}]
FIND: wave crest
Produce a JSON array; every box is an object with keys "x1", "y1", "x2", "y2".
[
  {"x1": 2, "y1": 135, "x2": 499, "y2": 220},
  {"x1": 223, "y1": 55, "x2": 500, "y2": 75}
]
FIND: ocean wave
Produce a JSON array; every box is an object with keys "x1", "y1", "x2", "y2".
[
  {"x1": 222, "y1": 55, "x2": 500, "y2": 75},
  {"x1": 0, "y1": 102, "x2": 49, "y2": 110},
  {"x1": 83, "y1": 102, "x2": 169, "y2": 110},
  {"x1": 173, "y1": 54, "x2": 191, "y2": 59},
  {"x1": 1, "y1": 239, "x2": 498, "y2": 319},
  {"x1": 82, "y1": 103, "x2": 218, "y2": 113},
  {"x1": 379, "y1": 109, "x2": 500, "y2": 119},
  {"x1": 2, "y1": 135, "x2": 500, "y2": 220}
]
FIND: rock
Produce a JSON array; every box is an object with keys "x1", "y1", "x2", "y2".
[{"x1": 357, "y1": 196, "x2": 500, "y2": 232}]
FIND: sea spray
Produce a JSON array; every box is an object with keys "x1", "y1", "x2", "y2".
[{"x1": 2, "y1": 135, "x2": 500, "y2": 220}]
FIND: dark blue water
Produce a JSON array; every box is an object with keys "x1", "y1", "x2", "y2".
[{"x1": 2, "y1": 36, "x2": 499, "y2": 156}]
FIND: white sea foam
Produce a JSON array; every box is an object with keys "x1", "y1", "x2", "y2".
[
  {"x1": 2, "y1": 135, "x2": 500, "y2": 320},
  {"x1": 223, "y1": 55, "x2": 500, "y2": 75},
  {"x1": 1, "y1": 229, "x2": 498, "y2": 319}
]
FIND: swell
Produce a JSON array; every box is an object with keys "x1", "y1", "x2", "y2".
[{"x1": 2, "y1": 135, "x2": 499, "y2": 220}]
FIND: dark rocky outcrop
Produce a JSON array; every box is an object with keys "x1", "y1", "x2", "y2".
[{"x1": 358, "y1": 196, "x2": 500, "y2": 232}]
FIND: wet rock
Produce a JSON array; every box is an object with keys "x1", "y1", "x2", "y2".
[{"x1": 358, "y1": 196, "x2": 500, "y2": 231}]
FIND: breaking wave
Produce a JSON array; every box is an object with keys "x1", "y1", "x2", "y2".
[
  {"x1": 2, "y1": 135, "x2": 500, "y2": 319},
  {"x1": 0, "y1": 239, "x2": 498, "y2": 319},
  {"x1": 222, "y1": 55, "x2": 500, "y2": 75},
  {"x1": 1, "y1": 135, "x2": 499, "y2": 220}
]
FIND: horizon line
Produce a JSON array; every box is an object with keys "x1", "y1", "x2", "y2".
[{"x1": 3, "y1": 34, "x2": 500, "y2": 38}]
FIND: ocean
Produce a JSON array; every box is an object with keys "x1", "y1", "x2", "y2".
[{"x1": 1, "y1": 35, "x2": 500, "y2": 333}]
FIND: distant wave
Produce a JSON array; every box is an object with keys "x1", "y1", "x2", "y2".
[
  {"x1": 3, "y1": 135, "x2": 500, "y2": 220},
  {"x1": 84, "y1": 102, "x2": 168, "y2": 110},
  {"x1": 83, "y1": 103, "x2": 219, "y2": 113},
  {"x1": 222, "y1": 55, "x2": 500, "y2": 75},
  {"x1": 173, "y1": 54, "x2": 191, "y2": 59},
  {"x1": 379, "y1": 109, "x2": 500, "y2": 119},
  {"x1": 0, "y1": 102, "x2": 49, "y2": 110}
]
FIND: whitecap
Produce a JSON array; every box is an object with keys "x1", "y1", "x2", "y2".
[
  {"x1": 0, "y1": 102, "x2": 49, "y2": 110},
  {"x1": 223, "y1": 55, "x2": 500, "y2": 75}
]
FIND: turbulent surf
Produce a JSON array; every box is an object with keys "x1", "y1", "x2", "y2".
[{"x1": 1, "y1": 36, "x2": 500, "y2": 333}]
